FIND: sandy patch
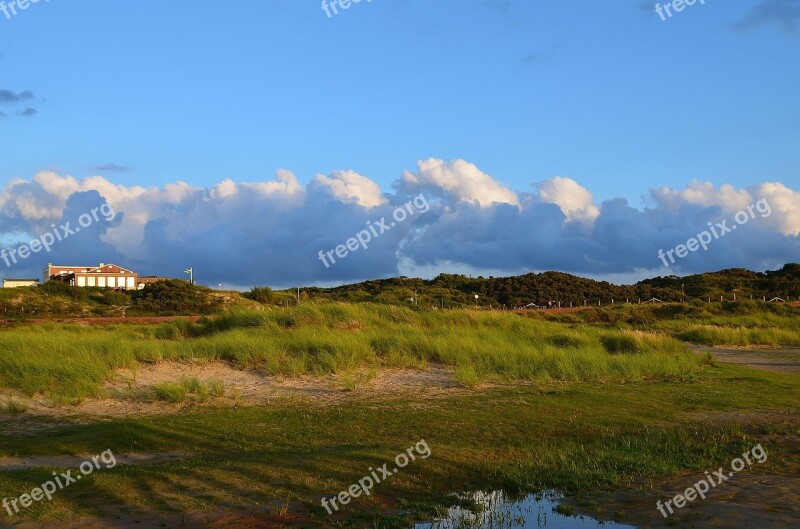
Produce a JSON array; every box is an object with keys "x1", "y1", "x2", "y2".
[{"x1": 0, "y1": 362, "x2": 470, "y2": 424}]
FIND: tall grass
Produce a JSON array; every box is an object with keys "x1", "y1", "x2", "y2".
[
  {"x1": 547, "y1": 301, "x2": 800, "y2": 346},
  {"x1": 0, "y1": 304, "x2": 704, "y2": 401}
]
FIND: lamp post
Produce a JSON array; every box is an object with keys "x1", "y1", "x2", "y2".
[
  {"x1": 184, "y1": 267, "x2": 193, "y2": 285},
  {"x1": 474, "y1": 294, "x2": 479, "y2": 310}
]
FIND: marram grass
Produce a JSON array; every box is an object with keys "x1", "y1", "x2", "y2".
[{"x1": 0, "y1": 304, "x2": 704, "y2": 401}]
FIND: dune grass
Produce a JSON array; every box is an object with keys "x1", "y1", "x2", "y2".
[
  {"x1": 545, "y1": 301, "x2": 800, "y2": 346},
  {"x1": 147, "y1": 377, "x2": 225, "y2": 403},
  {"x1": 0, "y1": 304, "x2": 704, "y2": 402}
]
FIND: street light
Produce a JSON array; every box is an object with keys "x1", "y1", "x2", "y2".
[{"x1": 474, "y1": 294, "x2": 479, "y2": 310}]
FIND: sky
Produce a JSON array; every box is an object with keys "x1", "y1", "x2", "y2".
[{"x1": 1, "y1": 0, "x2": 799, "y2": 288}]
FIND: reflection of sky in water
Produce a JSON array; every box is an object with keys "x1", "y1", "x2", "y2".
[{"x1": 415, "y1": 491, "x2": 637, "y2": 529}]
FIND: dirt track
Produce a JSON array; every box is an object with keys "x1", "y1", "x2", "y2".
[{"x1": 692, "y1": 345, "x2": 800, "y2": 374}]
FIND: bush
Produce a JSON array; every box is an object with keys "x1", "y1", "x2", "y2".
[
  {"x1": 38, "y1": 281, "x2": 90, "y2": 301},
  {"x1": 130, "y1": 280, "x2": 222, "y2": 315},
  {"x1": 243, "y1": 286, "x2": 275, "y2": 304}
]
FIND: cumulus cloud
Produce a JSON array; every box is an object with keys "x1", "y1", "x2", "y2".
[
  {"x1": 401, "y1": 158, "x2": 519, "y2": 208},
  {"x1": 652, "y1": 180, "x2": 800, "y2": 236},
  {"x1": 311, "y1": 170, "x2": 387, "y2": 208},
  {"x1": 1, "y1": 160, "x2": 798, "y2": 287},
  {"x1": 534, "y1": 176, "x2": 600, "y2": 226}
]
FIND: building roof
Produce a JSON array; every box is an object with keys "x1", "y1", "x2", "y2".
[
  {"x1": 87, "y1": 264, "x2": 135, "y2": 274},
  {"x1": 46, "y1": 263, "x2": 136, "y2": 275}
]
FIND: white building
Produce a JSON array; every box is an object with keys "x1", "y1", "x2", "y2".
[
  {"x1": 2, "y1": 279, "x2": 40, "y2": 288},
  {"x1": 44, "y1": 263, "x2": 139, "y2": 289}
]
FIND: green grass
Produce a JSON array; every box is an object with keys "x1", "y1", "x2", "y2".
[
  {"x1": 0, "y1": 304, "x2": 705, "y2": 401},
  {"x1": 146, "y1": 377, "x2": 225, "y2": 403},
  {"x1": 546, "y1": 301, "x2": 800, "y2": 346},
  {"x1": 0, "y1": 363, "x2": 796, "y2": 524},
  {"x1": 0, "y1": 301, "x2": 796, "y2": 526},
  {"x1": 672, "y1": 325, "x2": 800, "y2": 346}
]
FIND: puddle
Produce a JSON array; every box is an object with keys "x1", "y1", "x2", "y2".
[{"x1": 415, "y1": 490, "x2": 636, "y2": 529}]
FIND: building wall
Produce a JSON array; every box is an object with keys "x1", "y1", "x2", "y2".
[
  {"x1": 2, "y1": 280, "x2": 39, "y2": 288},
  {"x1": 74, "y1": 274, "x2": 137, "y2": 289},
  {"x1": 45, "y1": 264, "x2": 139, "y2": 289}
]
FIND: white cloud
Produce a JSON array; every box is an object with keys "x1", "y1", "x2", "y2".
[
  {"x1": 652, "y1": 180, "x2": 754, "y2": 212},
  {"x1": 402, "y1": 158, "x2": 519, "y2": 207},
  {"x1": 535, "y1": 176, "x2": 600, "y2": 225},
  {"x1": 311, "y1": 170, "x2": 386, "y2": 208},
  {"x1": 752, "y1": 181, "x2": 800, "y2": 236},
  {"x1": 1, "y1": 160, "x2": 798, "y2": 286},
  {"x1": 652, "y1": 179, "x2": 800, "y2": 236}
]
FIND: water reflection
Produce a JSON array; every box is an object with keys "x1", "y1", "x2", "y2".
[{"x1": 415, "y1": 490, "x2": 636, "y2": 529}]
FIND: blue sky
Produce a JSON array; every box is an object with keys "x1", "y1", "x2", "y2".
[{"x1": 1, "y1": 0, "x2": 799, "y2": 287}]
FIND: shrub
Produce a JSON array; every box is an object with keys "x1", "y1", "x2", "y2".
[
  {"x1": 130, "y1": 280, "x2": 222, "y2": 315},
  {"x1": 38, "y1": 280, "x2": 90, "y2": 301},
  {"x1": 244, "y1": 286, "x2": 275, "y2": 304}
]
